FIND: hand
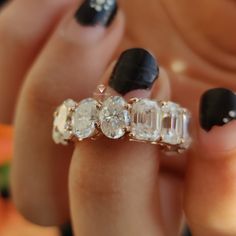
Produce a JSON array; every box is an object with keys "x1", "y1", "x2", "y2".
[{"x1": 0, "y1": 0, "x2": 235, "y2": 235}]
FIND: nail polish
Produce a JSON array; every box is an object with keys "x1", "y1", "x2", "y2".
[
  {"x1": 60, "y1": 223, "x2": 73, "y2": 236},
  {"x1": 182, "y1": 226, "x2": 192, "y2": 236},
  {"x1": 0, "y1": 0, "x2": 7, "y2": 7},
  {"x1": 109, "y1": 48, "x2": 159, "y2": 95},
  {"x1": 200, "y1": 88, "x2": 236, "y2": 131},
  {"x1": 75, "y1": 0, "x2": 117, "y2": 27}
]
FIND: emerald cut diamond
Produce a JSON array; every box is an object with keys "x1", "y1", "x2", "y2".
[
  {"x1": 131, "y1": 99, "x2": 161, "y2": 141},
  {"x1": 161, "y1": 102, "x2": 182, "y2": 145}
]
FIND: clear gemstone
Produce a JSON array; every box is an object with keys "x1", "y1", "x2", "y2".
[
  {"x1": 104, "y1": 5, "x2": 109, "y2": 10},
  {"x1": 229, "y1": 110, "x2": 236, "y2": 118},
  {"x1": 95, "y1": 5, "x2": 102, "y2": 11},
  {"x1": 53, "y1": 99, "x2": 77, "y2": 145},
  {"x1": 161, "y1": 102, "x2": 182, "y2": 145},
  {"x1": 107, "y1": 0, "x2": 114, "y2": 5},
  {"x1": 131, "y1": 99, "x2": 161, "y2": 141},
  {"x1": 180, "y1": 111, "x2": 192, "y2": 149},
  {"x1": 223, "y1": 117, "x2": 230, "y2": 123},
  {"x1": 97, "y1": 0, "x2": 106, "y2": 4},
  {"x1": 73, "y1": 98, "x2": 99, "y2": 140},
  {"x1": 99, "y1": 96, "x2": 130, "y2": 139}
]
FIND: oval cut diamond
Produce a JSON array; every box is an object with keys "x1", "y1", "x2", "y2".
[
  {"x1": 161, "y1": 102, "x2": 182, "y2": 145},
  {"x1": 73, "y1": 98, "x2": 99, "y2": 140},
  {"x1": 99, "y1": 96, "x2": 130, "y2": 139},
  {"x1": 131, "y1": 99, "x2": 161, "y2": 141},
  {"x1": 53, "y1": 99, "x2": 77, "y2": 145}
]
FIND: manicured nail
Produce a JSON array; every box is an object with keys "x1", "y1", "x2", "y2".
[
  {"x1": 60, "y1": 223, "x2": 73, "y2": 236},
  {"x1": 75, "y1": 0, "x2": 117, "y2": 27},
  {"x1": 182, "y1": 226, "x2": 192, "y2": 236},
  {"x1": 109, "y1": 48, "x2": 159, "y2": 95},
  {"x1": 0, "y1": 0, "x2": 7, "y2": 7},
  {"x1": 200, "y1": 88, "x2": 236, "y2": 131}
]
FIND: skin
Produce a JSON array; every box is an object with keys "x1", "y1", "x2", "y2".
[{"x1": 0, "y1": 0, "x2": 236, "y2": 235}]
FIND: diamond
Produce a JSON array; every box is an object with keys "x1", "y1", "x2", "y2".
[
  {"x1": 73, "y1": 98, "x2": 99, "y2": 140},
  {"x1": 130, "y1": 99, "x2": 161, "y2": 141},
  {"x1": 223, "y1": 117, "x2": 230, "y2": 123},
  {"x1": 180, "y1": 110, "x2": 192, "y2": 149},
  {"x1": 53, "y1": 99, "x2": 77, "y2": 145},
  {"x1": 229, "y1": 110, "x2": 236, "y2": 118},
  {"x1": 161, "y1": 102, "x2": 182, "y2": 145},
  {"x1": 97, "y1": 0, "x2": 106, "y2": 3},
  {"x1": 99, "y1": 96, "x2": 130, "y2": 139}
]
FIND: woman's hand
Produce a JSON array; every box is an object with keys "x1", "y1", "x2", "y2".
[{"x1": 0, "y1": 0, "x2": 236, "y2": 235}]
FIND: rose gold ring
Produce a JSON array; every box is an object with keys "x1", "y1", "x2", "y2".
[{"x1": 52, "y1": 85, "x2": 191, "y2": 153}]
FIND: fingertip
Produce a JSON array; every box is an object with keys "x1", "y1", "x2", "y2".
[
  {"x1": 184, "y1": 88, "x2": 236, "y2": 235},
  {"x1": 197, "y1": 87, "x2": 236, "y2": 159},
  {"x1": 57, "y1": 2, "x2": 125, "y2": 46}
]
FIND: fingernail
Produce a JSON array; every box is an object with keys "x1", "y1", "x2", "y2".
[
  {"x1": 60, "y1": 223, "x2": 73, "y2": 236},
  {"x1": 200, "y1": 88, "x2": 236, "y2": 131},
  {"x1": 109, "y1": 48, "x2": 159, "y2": 95},
  {"x1": 182, "y1": 226, "x2": 192, "y2": 236},
  {"x1": 0, "y1": 0, "x2": 7, "y2": 7},
  {"x1": 75, "y1": 0, "x2": 117, "y2": 27}
]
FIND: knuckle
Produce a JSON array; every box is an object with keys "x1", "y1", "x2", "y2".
[{"x1": 24, "y1": 70, "x2": 70, "y2": 115}]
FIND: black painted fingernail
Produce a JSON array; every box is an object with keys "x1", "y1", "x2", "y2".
[
  {"x1": 75, "y1": 0, "x2": 117, "y2": 27},
  {"x1": 182, "y1": 226, "x2": 192, "y2": 236},
  {"x1": 60, "y1": 223, "x2": 73, "y2": 236},
  {"x1": 0, "y1": 0, "x2": 7, "y2": 7},
  {"x1": 109, "y1": 48, "x2": 159, "y2": 95},
  {"x1": 200, "y1": 88, "x2": 236, "y2": 131}
]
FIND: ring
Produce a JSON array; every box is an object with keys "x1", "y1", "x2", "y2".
[{"x1": 52, "y1": 85, "x2": 192, "y2": 153}]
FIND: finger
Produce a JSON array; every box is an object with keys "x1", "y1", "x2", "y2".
[
  {"x1": 0, "y1": 0, "x2": 74, "y2": 123},
  {"x1": 119, "y1": 65, "x2": 184, "y2": 234},
  {"x1": 184, "y1": 88, "x2": 236, "y2": 235},
  {"x1": 0, "y1": 0, "x2": 7, "y2": 8},
  {"x1": 11, "y1": 0, "x2": 124, "y2": 226},
  {"x1": 69, "y1": 48, "x2": 175, "y2": 236}
]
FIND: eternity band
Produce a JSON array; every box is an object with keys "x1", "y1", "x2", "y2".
[{"x1": 52, "y1": 86, "x2": 191, "y2": 153}]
